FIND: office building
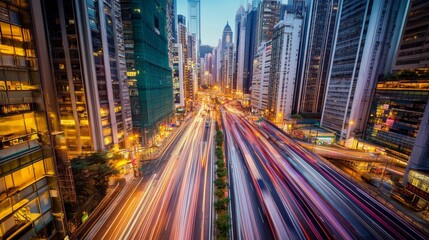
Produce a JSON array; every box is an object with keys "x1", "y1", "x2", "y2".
[
  {"x1": 243, "y1": 8, "x2": 258, "y2": 94},
  {"x1": 173, "y1": 44, "x2": 185, "y2": 108},
  {"x1": 220, "y1": 22, "x2": 234, "y2": 93},
  {"x1": 0, "y1": 1, "x2": 66, "y2": 238},
  {"x1": 221, "y1": 22, "x2": 233, "y2": 58},
  {"x1": 299, "y1": 0, "x2": 339, "y2": 114},
  {"x1": 255, "y1": 0, "x2": 281, "y2": 48},
  {"x1": 393, "y1": 1, "x2": 429, "y2": 71},
  {"x1": 187, "y1": 33, "x2": 197, "y2": 104},
  {"x1": 177, "y1": 19, "x2": 193, "y2": 110},
  {"x1": 321, "y1": 0, "x2": 408, "y2": 144},
  {"x1": 251, "y1": 41, "x2": 272, "y2": 112},
  {"x1": 167, "y1": 0, "x2": 177, "y2": 69},
  {"x1": 267, "y1": 14, "x2": 303, "y2": 122},
  {"x1": 234, "y1": 6, "x2": 246, "y2": 93},
  {"x1": 188, "y1": 0, "x2": 201, "y2": 58},
  {"x1": 365, "y1": 76, "x2": 429, "y2": 160},
  {"x1": 121, "y1": 0, "x2": 174, "y2": 146},
  {"x1": 221, "y1": 45, "x2": 235, "y2": 93},
  {"x1": 44, "y1": 0, "x2": 133, "y2": 155},
  {"x1": 387, "y1": 0, "x2": 429, "y2": 202},
  {"x1": 178, "y1": 14, "x2": 186, "y2": 25},
  {"x1": 213, "y1": 43, "x2": 221, "y2": 85}
]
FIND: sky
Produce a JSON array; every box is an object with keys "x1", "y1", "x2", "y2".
[
  {"x1": 177, "y1": 0, "x2": 289, "y2": 47},
  {"x1": 177, "y1": 0, "x2": 246, "y2": 47}
]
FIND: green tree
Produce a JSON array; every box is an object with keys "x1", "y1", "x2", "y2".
[
  {"x1": 71, "y1": 152, "x2": 119, "y2": 208},
  {"x1": 291, "y1": 114, "x2": 303, "y2": 119}
]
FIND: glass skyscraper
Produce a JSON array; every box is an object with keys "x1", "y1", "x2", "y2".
[
  {"x1": 0, "y1": 1, "x2": 66, "y2": 238},
  {"x1": 121, "y1": 0, "x2": 174, "y2": 146},
  {"x1": 188, "y1": 0, "x2": 200, "y2": 58}
]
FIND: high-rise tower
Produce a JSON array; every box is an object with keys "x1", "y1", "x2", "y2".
[
  {"x1": 321, "y1": 0, "x2": 408, "y2": 144},
  {"x1": 0, "y1": 1, "x2": 66, "y2": 238},
  {"x1": 188, "y1": 0, "x2": 201, "y2": 58},
  {"x1": 299, "y1": 0, "x2": 339, "y2": 114},
  {"x1": 121, "y1": 0, "x2": 174, "y2": 146}
]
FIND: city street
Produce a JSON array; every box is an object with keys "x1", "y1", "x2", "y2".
[
  {"x1": 222, "y1": 106, "x2": 428, "y2": 239},
  {"x1": 86, "y1": 105, "x2": 215, "y2": 239}
]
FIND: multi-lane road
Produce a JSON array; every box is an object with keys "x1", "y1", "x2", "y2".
[
  {"x1": 222, "y1": 106, "x2": 428, "y2": 239},
  {"x1": 86, "y1": 105, "x2": 215, "y2": 239},
  {"x1": 83, "y1": 102, "x2": 427, "y2": 240}
]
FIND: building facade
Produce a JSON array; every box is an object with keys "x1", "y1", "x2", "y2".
[
  {"x1": 365, "y1": 78, "x2": 429, "y2": 160},
  {"x1": 188, "y1": 0, "x2": 201, "y2": 58},
  {"x1": 321, "y1": 0, "x2": 408, "y2": 144},
  {"x1": 243, "y1": 8, "x2": 258, "y2": 94},
  {"x1": 121, "y1": 0, "x2": 174, "y2": 146},
  {"x1": 251, "y1": 41, "x2": 272, "y2": 112},
  {"x1": 44, "y1": 0, "x2": 133, "y2": 155},
  {"x1": 173, "y1": 44, "x2": 185, "y2": 108},
  {"x1": 0, "y1": 1, "x2": 66, "y2": 238},
  {"x1": 221, "y1": 45, "x2": 235, "y2": 93},
  {"x1": 299, "y1": 0, "x2": 339, "y2": 114},
  {"x1": 255, "y1": 0, "x2": 281, "y2": 49},
  {"x1": 267, "y1": 14, "x2": 303, "y2": 122},
  {"x1": 234, "y1": 6, "x2": 246, "y2": 93}
]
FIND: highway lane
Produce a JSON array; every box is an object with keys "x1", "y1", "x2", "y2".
[
  {"x1": 89, "y1": 104, "x2": 215, "y2": 239},
  {"x1": 223, "y1": 110, "x2": 273, "y2": 240},
  {"x1": 259, "y1": 120, "x2": 426, "y2": 238},
  {"x1": 223, "y1": 106, "x2": 428, "y2": 239},
  {"x1": 224, "y1": 109, "x2": 334, "y2": 239}
]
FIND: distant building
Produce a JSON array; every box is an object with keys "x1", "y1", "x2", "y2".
[
  {"x1": 221, "y1": 22, "x2": 233, "y2": 58},
  {"x1": 178, "y1": 14, "x2": 186, "y2": 25},
  {"x1": 267, "y1": 14, "x2": 303, "y2": 122},
  {"x1": 173, "y1": 44, "x2": 185, "y2": 107},
  {"x1": 188, "y1": 0, "x2": 201, "y2": 58},
  {"x1": 299, "y1": 0, "x2": 339, "y2": 114},
  {"x1": 221, "y1": 45, "x2": 235, "y2": 93},
  {"x1": 121, "y1": 0, "x2": 174, "y2": 146},
  {"x1": 234, "y1": 6, "x2": 247, "y2": 93},
  {"x1": 321, "y1": 0, "x2": 408, "y2": 145},
  {"x1": 251, "y1": 41, "x2": 272, "y2": 112},
  {"x1": 220, "y1": 22, "x2": 234, "y2": 93},
  {"x1": 243, "y1": 8, "x2": 258, "y2": 94},
  {"x1": 177, "y1": 20, "x2": 191, "y2": 110}
]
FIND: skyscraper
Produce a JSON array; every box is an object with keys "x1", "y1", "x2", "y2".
[
  {"x1": 221, "y1": 45, "x2": 235, "y2": 93},
  {"x1": 188, "y1": 0, "x2": 201, "y2": 58},
  {"x1": 221, "y1": 22, "x2": 233, "y2": 57},
  {"x1": 43, "y1": 0, "x2": 133, "y2": 155},
  {"x1": 234, "y1": 6, "x2": 247, "y2": 93},
  {"x1": 177, "y1": 17, "x2": 191, "y2": 111},
  {"x1": 220, "y1": 22, "x2": 234, "y2": 93},
  {"x1": 243, "y1": 8, "x2": 258, "y2": 94},
  {"x1": 267, "y1": 14, "x2": 303, "y2": 122},
  {"x1": 255, "y1": 0, "x2": 281, "y2": 49},
  {"x1": 383, "y1": 0, "x2": 429, "y2": 200},
  {"x1": 121, "y1": 0, "x2": 174, "y2": 146},
  {"x1": 173, "y1": 44, "x2": 185, "y2": 107},
  {"x1": 321, "y1": 0, "x2": 408, "y2": 144},
  {"x1": 251, "y1": 41, "x2": 272, "y2": 112},
  {"x1": 0, "y1": 1, "x2": 66, "y2": 238},
  {"x1": 299, "y1": 0, "x2": 339, "y2": 114}
]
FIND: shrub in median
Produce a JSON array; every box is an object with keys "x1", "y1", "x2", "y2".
[
  {"x1": 216, "y1": 211, "x2": 231, "y2": 237},
  {"x1": 215, "y1": 197, "x2": 229, "y2": 211}
]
